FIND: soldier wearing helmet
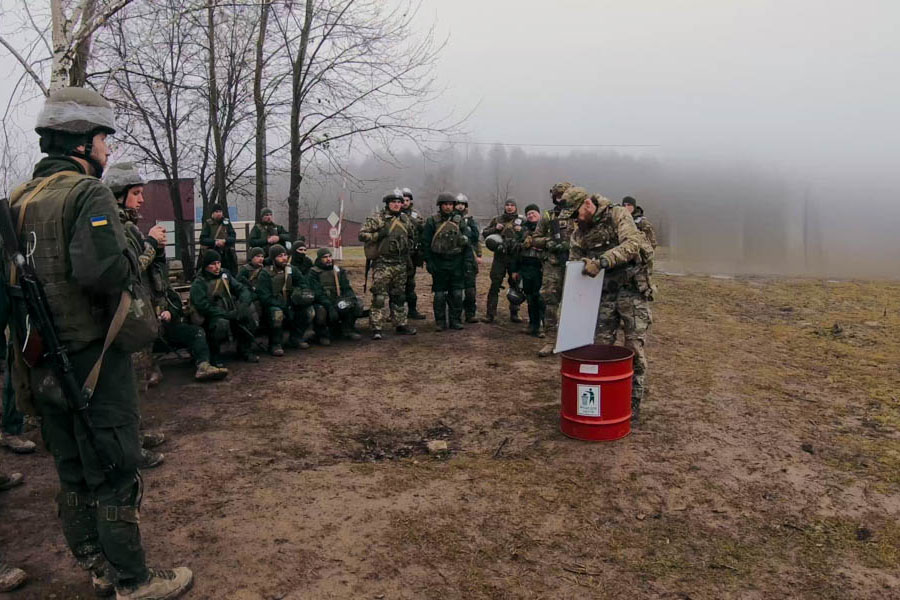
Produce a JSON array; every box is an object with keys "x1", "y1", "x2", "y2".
[
  {"x1": 358, "y1": 189, "x2": 418, "y2": 339},
  {"x1": 454, "y1": 193, "x2": 482, "y2": 322},
  {"x1": 569, "y1": 191, "x2": 655, "y2": 423},
  {"x1": 481, "y1": 198, "x2": 524, "y2": 323},
  {"x1": 422, "y1": 193, "x2": 469, "y2": 330},
  {"x1": 530, "y1": 182, "x2": 578, "y2": 357},
  {"x1": 400, "y1": 187, "x2": 427, "y2": 320},
  {"x1": 6, "y1": 88, "x2": 192, "y2": 597}
]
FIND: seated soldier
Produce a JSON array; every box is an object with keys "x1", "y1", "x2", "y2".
[
  {"x1": 238, "y1": 247, "x2": 266, "y2": 289},
  {"x1": 290, "y1": 237, "x2": 314, "y2": 275},
  {"x1": 309, "y1": 248, "x2": 363, "y2": 341},
  {"x1": 256, "y1": 245, "x2": 317, "y2": 355},
  {"x1": 189, "y1": 250, "x2": 259, "y2": 364}
]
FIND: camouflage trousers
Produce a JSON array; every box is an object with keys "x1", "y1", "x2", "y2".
[
  {"x1": 370, "y1": 260, "x2": 408, "y2": 331},
  {"x1": 594, "y1": 289, "x2": 652, "y2": 404},
  {"x1": 539, "y1": 262, "x2": 565, "y2": 333}
]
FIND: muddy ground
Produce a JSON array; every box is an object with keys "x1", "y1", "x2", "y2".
[{"x1": 2, "y1": 258, "x2": 899, "y2": 600}]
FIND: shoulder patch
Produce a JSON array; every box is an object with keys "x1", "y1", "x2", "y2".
[
  {"x1": 90, "y1": 215, "x2": 109, "y2": 227},
  {"x1": 223, "y1": 219, "x2": 231, "y2": 225}
]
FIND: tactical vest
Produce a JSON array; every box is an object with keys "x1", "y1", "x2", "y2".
[
  {"x1": 497, "y1": 214, "x2": 523, "y2": 241},
  {"x1": 377, "y1": 214, "x2": 410, "y2": 260},
  {"x1": 243, "y1": 266, "x2": 263, "y2": 288},
  {"x1": 543, "y1": 208, "x2": 575, "y2": 265},
  {"x1": 10, "y1": 172, "x2": 108, "y2": 347},
  {"x1": 206, "y1": 273, "x2": 236, "y2": 311},
  {"x1": 430, "y1": 215, "x2": 464, "y2": 255},
  {"x1": 519, "y1": 224, "x2": 541, "y2": 259},
  {"x1": 311, "y1": 265, "x2": 340, "y2": 301},
  {"x1": 270, "y1": 265, "x2": 293, "y2": 301},
  {"x1": 575, "y1": 208, "x2": 645, "y2": 293},
  {"x1": 207, "y1": 218, "x2": 228, "y2": 240}
]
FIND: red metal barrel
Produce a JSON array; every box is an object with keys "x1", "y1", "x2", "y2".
[{"x1": 560, "y1": 344, "x2": 634, "y2": 441}]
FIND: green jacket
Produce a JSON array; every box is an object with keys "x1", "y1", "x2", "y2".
[
  {"x1": 422, "y1": 212, "x2": 469, "y2": 262},
  {"x1": 190, "y1": 269, "x2": 251, "y2": 321},
  {"x1": 248, "y1": 221, "x2": 289, "y2": 254},
  {"x1": 257, "y1": 264, "x2": 324, "y2": 310},
  {"x1": 9, "y1": 157, "x2": 133, "y2": 348},
  {"x1": 199, "y1": 217, "x2": 236, "y2": 250},
  {"x1": 309, "y1": 260, "x2": 356, "y2": 305}
]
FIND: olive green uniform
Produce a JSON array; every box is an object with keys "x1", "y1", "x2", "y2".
[
  {"x1": 248, "y1": 221, "x2": 290, "y2": 261},
  {"x1": 358, "y1": 208, "x2": 415, "y2": 332},
  {"x1": 529, "y1": 205, "x2": 576, "y2": 337},
  {"x1": 422, "y1": 212, "x2": 468, "y2": 327},
  {"x1": 189, "y1": 269, "x2": 256, "y2": 361},
  {"x1": 460, "y1": 212, "x2": 481, "y2": 320},
  {"x1": 483, "y1": 212, "x2": 524, "y2": 320},
  {"x1": 570, "y1": 198, "x2": 655, "y2": 411},
  {"x1": 6, "y1": 157, "x2": 149, "y2": 586},
  {"x1": 513, "y1": 220, "x2": 544, "y2": 334},
  {"x1": 199, "y1": 216, "x2": 237, "y2": 274},
  {"x1": 401, "y1": 206, "x2": 425, "y2": 316},
  {"x1": 309, "y1": 258, "x2": 361, "y2": 338},
  {"x1": 256, "y1": 264, "x2": 315, "y2": 348}
]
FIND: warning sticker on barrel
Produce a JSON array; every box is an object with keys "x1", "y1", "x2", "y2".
[{"x1": 576, "y1": 384, "x2": 601, "y2": 417}]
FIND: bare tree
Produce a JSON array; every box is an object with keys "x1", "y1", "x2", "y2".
[{"x1": 253, "y1": 0, "x2": 273, "y2": 219}]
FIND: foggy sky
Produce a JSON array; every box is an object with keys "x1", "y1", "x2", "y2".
[{"x1": 415, "y1": 0, "x2": 899, "y2": 186}]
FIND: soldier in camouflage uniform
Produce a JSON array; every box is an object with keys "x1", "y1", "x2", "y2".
[
  {"x1": 400, "y1": 188, "x2": 427, "y2": 320},
  {"x1": 190, "y1": 250, "x2": 260, "y2": 364},
  {"x1": 5, "y1": 87, "x2": 191, "y2": 599},
  {"x1": 454, "y1": 194, "x2": 482, "y2": 322},
  {"x1": 482, "y1": 199, "x2": 524, "y2": 323},
  {"x1": 514, "y1": 204, "x2": 545, "y2": 336},
  {"x1": 423, "y1": 193, "x2": 469, "y2": 330},
  {"x1": 256, "y1": 245, "x2": 317, "y2": 355},
  {"x1": 309, "y1": 248, "x2": 363, "y2": 341},
  {"x1": 248, "y1": 207, "x2": 290, "y2": 262},
  {"x1": 199, "y1": 203, "x2": 238, "y2": 274},
  {"x1": 569, "y1": 191, "x2": 655, "y2": 421},
  {"x1": 622, "y1": 196, "x2": 658, "y2": 249},
  {"x1": 358, "y1": 190, "x2": 418, "y2": 340},
  {"x1": 531, "y1": 182, "x2": 576, "y2": 357}
]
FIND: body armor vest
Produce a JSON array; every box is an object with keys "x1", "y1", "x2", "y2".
[
  {"x1": 10, "y1": 173, "x2": 107, "y2": 347},
  {"x1": 206, "y1": 273, "x2": 236, "y2": 311},
  {"x1": 430, "y1": 215, "x2": 464, "y2": 255},
  {"x1": 270, "y1": 265, "x2": 293, "y2": 301},
  {"x1": 520, "y1": 224, "x2": 541, "y2": 259},
  {"x1": 207, "y1": 219, "x2": 228, "y2": 240},
  {"x1": 311, "y1": 266, "x2": 340, "y2": 300},
  {"x1": 576, "y1": 209, "x2": 635, "y2": 291},
  {"x1": 497, "y1": 214, "x2": 522, "y2": 241},
  {"x1": 377, "y1": 214, "x2": 410, "y2": 261}
]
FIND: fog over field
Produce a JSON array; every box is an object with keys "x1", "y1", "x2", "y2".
[{"x1": 2, "y1": 0, "x2": 897, "y2": 278}]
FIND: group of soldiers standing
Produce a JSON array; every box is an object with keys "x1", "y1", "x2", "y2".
[{"x1": 0, "y1": 86, "x2": 658, "y2": 598}]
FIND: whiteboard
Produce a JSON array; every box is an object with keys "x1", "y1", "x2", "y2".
[{"x1": 554, "y1": 260, "x2": 604, "y2": 354}]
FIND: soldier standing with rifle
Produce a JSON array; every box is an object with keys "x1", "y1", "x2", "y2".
[
  {"x1": 248, "y1": 207, "x2": 290, "y2": 262},
  {"x1": 531, "y1": 182, "x2": 577, "y2": 357},
  {"x1": 199, "y1": 203, "x2": 238, "y2": 274},
  {"x1": 1, "y1": 88, "x2": 191, "y2": 599}
]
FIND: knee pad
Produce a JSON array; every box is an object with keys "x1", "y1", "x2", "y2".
[
  {"x1": 314, "y1": 305, "x2": 327, "y2": 325},
  {"x1": 371, "y1": 294, "x2": 386, "y2": 309},
  {"x1": 270, "y1": 308, "x2": 285, "y2": 327},
  {"x1": 210, "y1": 319, "x2": 230, "y2": 341}
]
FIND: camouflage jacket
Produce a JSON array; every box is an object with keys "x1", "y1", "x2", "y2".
[
  {"x1": 402, "y1": 206, "x2": 425, "y2": 249},
  {"x1": 511, "y1": 220, "x2": 542, "y2": 269},
  {"x1": 482, "y1": 211, "x2": 524, "y2": 256},
  {"x1": 632, "y1": 207, "x2": 657, "y2": 249},
  {"x1": 569, "y1": 197, "x2": 654, "y2": 298},
  {"x1": 358, "y1": 208, "x2": 415, "y2": 263},
  {"x1": 530, "y1": 205, "x2": 576, "y2": 266}
]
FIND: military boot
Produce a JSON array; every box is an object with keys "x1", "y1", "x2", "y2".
[
  {"x1": 407, "y1": 296, "x2": 427, "y2": 320},
  {"x1": 147, "y1": 363, "x2": 163, "y2": 388},
  {"x1": 0, "y1": 563, "x2": 26, "y2": 592},
  {"x1": 286, "y1": 335, "x2": 308, "y2": 349},
  {"x1": 482, "y1": 294, "x2": 498, "y2": 323},
  {"x1": 433, "y1": 292, "x2": 448, "y2": 331},
  {"x1": 371, "y1": 330, "x2": 383, "y2": 340},
  {"x1": 0, "y1": 434, "x2": 36, "y2": 454},
  {"x1": 0, "y1": 472, "x2": 24, "y2": 491},
  {"x1": 139, "y1": 448, "x2": 164, "y2": 470},
  {"x1": 194, "y1": 361, "x2": 228, "y2": 381},
  {"x1": 115, "y1": 567, "x2": 193, "y2": 600},
  {"x1": 319, "y1": 336, "x2": 332, "y2": 346},
  {"x1": 92, "y1": 563, "x2": 115, "y2": 597},
  {"x1": 395, "y1": 325, "x2": 417, "y2": 335},
  {"x1": 270, "y1": 344, "x2": 284, "y2": 357},
  {"x1": 448, "y1": 290, "x2": 464, "y2": 330},
  {"x1": 509, "y1": 308, "x2": 522, "y2": 323},
  {"x1": 141, "y1": 432, "x2": 166, "y2": 449}
]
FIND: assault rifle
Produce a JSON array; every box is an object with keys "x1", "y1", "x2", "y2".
[{"x1": 0, "y1": 197, "x2": 117, "y2": 475}]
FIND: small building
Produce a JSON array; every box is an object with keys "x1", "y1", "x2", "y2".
[{"x1": 296, "y1": 218, "x2": 363, "y2": 247}]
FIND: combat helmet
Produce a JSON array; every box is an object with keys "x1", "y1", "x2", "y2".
[
  {"x1": 104, "y1": 162, "x2": 145, "y2": 198},
  {"x1": 436, "y1": 192, "x2": 456, "y2": 206},
  {"x1": 35, "y1": 87, "x2": 117, "y2": 176},
  {"x1": 550, "y1": 181, "x2": 573, "y2": 199},
  {"x1": 455, "y1": 193, "x2": 469, "y2": 206},
  {"x1": 506, "y1": 285, "x2": 526, "y2": 306},
  {"x1": 401, "y1": 187, "x2": 414, "y2": 200},
  {"x1": 383, "y1": 188, "x2": 404, "y2": 203}
]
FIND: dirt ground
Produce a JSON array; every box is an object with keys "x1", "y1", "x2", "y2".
[{"x1": 2, "y1": 256, "x2": 899, "y2": 600}]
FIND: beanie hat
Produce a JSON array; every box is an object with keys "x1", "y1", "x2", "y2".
[
  {"x1": 210, "y1": 203, "x2": 224, "y2": 214},
  {"x1": 268, "y1": 244, "x2": 287, "y2": 262},
  {"x1": 524, "y1": 203, "x2": 540, "y2": 215},
  {"x1": 260, "y1": 207, "x2": 274, "y2": 217},
  {"x1": 248, "y1": 247, "x2": 265, "y2": 260},
  {"x1": 202, "y1": 250, "x2": 221, "y2": 269},
  {"x1": 317, "y1": 247, "x2": 332, "y2": 259},
  {"x1": 622, "y1": 196, "x2": 637, "y2": 207}
]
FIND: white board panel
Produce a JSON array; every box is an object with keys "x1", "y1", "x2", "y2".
[{"x1": 554, "y1": 260, "x2": 604, "y2": 354}]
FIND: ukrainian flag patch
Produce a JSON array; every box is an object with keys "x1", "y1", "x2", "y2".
[{"x1": 90, "y1": 216, "x2": 109, "y2": 227}]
